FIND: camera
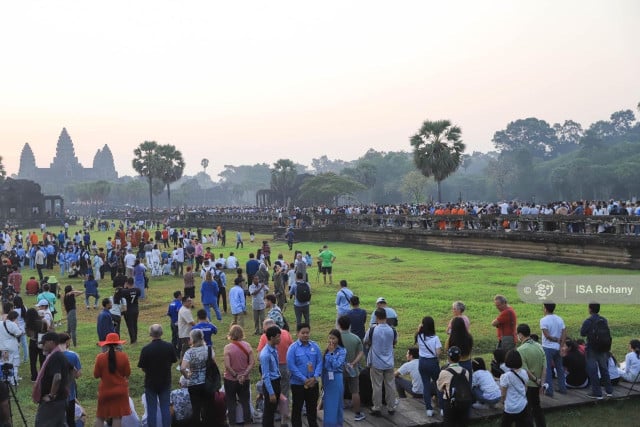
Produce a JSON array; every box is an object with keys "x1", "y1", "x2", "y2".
[{"x1": 0, "y1": 363, "x2": 13, "y2": 378}]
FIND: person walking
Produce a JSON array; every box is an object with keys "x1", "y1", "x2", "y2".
[
  {"x1": 318, "y1": 245, "x2": 336, "y2": 285},
  {"x1": 119, "y1": 277, "x2": 141, "y2": 344},
  {"x1": 93, "y1": 333, "x2": 132, "y2": 427},
  {"x1": 138, "y1": 324, "x2": 178, "y2": 427}
]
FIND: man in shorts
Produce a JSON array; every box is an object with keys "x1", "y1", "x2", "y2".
[{"x1": 318, "y1": 245, "x2": 336, "y2": 285}]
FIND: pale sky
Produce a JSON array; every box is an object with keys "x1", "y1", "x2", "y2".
[{"x1": 1, "y1": 1, "x2": 639, "y2": 180}]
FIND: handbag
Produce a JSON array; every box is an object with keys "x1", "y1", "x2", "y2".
[
  {"x1": 3, "y1": 321, "x2": 20, "y2": 343},
  {"x1": 204, "y1": 346, "x2": 222, "y2": 395}
]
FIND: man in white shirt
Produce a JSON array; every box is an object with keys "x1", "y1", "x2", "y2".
[
  {"x1": 226, "y1": 252, "x2": 238, "y2": 269},
  {"x1": 540, "y1": 303, "x2": 567, "y2": 396},
  {"x1": 394, "y1": 347, "x2": 423, "y2": 399},
  {"x1": 124, "y1": 249, "x2": 137, "y2": 278},
  {"x1": 177, "y1": 297, "x2": 195, "y2": 361}
]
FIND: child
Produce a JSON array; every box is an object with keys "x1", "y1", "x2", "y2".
[
  {"x1": 471, "y1": 357, "x2": 501, "y2": 409},
  {"x1": 619, "y1": 339, "x2": 640, "y2": 383}
]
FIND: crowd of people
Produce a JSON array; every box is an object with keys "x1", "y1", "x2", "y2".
[{"x1": 0, "y1": 222, "x2": 639, "y2": 427}]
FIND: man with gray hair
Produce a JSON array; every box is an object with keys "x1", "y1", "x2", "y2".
[{"x1": 138, "y1": 324, "x2": 178, "y2": 427}]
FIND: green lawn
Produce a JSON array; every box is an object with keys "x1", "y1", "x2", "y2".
[{"x1": 12, "y1": 225, "x2": 639, "y2": 425}]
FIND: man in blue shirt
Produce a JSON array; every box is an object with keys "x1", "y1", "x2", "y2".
[
  {"x1": 97, "y1": 298, "x2": 115, "y2": 341},
  {"x1": 215, "y1": 262, "x2": 228, "y2": 313},
  {"x1": 335, "y1": 280, "x2": 353, "y2": 317},
  {"x1": 192, "y1": 309, "x2": 218, "y2": 347},
  {"x1": 229, "y1": 277, "x2": 247, "y2": 327},
  {"x1": 287, "y1": 323, "x2": 322, "y2": 427},
  {"x1": 166, "y1": 290, "x2": 182, "y2": 356},
  {"x1": 260, "y1": 326, "x2": 282, "y2": 427},
  {"x1": 245, "y1": 253, "x2": 260, "y2": 284},
  {"x1": 289, "y1": 272, "x2": 311, "y2": 329}
]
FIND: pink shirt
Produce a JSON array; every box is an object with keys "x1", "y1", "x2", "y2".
[{"x1": 224, "y1": 341, "x2": 252, "y2": 381}]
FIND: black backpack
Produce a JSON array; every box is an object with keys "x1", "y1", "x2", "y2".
[
  {"x1": 295, "y1": 281, "x2": 311, "y2": 303},
  {"x1": 445, "y1": 367, "x2": 472, "y2": 408},
  {"x1": 588, "y1": 316, "x2": 612, "y2": 352}
]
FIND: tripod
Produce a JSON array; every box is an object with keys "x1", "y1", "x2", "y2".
[{"x1": 2, "y1": 374, "x2": 27, "y2": 427}]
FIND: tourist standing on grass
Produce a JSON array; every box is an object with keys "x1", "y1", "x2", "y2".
[
  {"x1": 540, "y1": 303, "x2": 567, "y2": 396},
  {"x1": 321, "y1": 329, "x2": 347, "y2": 427},
  {"x1": 200, "y1": 271, "x2": 222, "y2": 322},
  {"x1": 492, "y1": 295, "x2": 517, "y2": 352},
  {"x1": 318, "y1": 245, "x2": 335, "y2": 285},
  {"x1": 183, "y1": 265, "x2": 195, "y2": 299},
  {"x1": 230, "y1": 277, "x2": 247, "y2": 327},
  {"x1": 415, "y1": 316, "x2": 442, "y2": 417},
  {"x1": 167, "y1": 290, "x2": 182, "y2": 356},
  {"x1": 63, "y1": 286, "x2": 83, "y2": 347},
  {"x1": 178, "y1": 297, "x2": 195, "y2": 361},
  {"x1": 224, "y1": 325, "x2": 255, "y2": 426},
  {"x1": 84, "y1": 274, "x2": 100, "y2": 309},
  {"x1": 290, "y1": 272, "x2": 312, "y2": 329},
  {"x1": 260, "y1": 325, "x2": 282, "y2": 427},
  {"x1": 93, "y1": 333, "x2": 132, "y2": 427},
  {"x1": 180, "y1": 329, "x2": 213, "y2": 427},
  {"x1": 97, "y1": 298, "x2": 115, "y2": 342},
  {"x1": 580, "y1": 303, "x2": 613, "y2": 399},
  {"x1": 516, "y1": 324, "x2": 546, "y2": 427},
  {"x1": 335, "y1": 280, "x2": 353, "y2": 318},
  {"x1": 364, "y1": 308, "x2": 398, "y2": 417},
  {"x1": 133, "y1": 259, "x2": 147, "y2": 299},
  {"x1": 26, "y1": 308, "x2": 45, "y2": 381},
  {"x1": 33, "y1": 332, "x2": 70, "y2": 427},
  {"x1": 120, "y1": 277, "x2": 141, "y2": 344},
  {"x1": 287, "y1": 322, "x2": 322, "y2": 427},
  {"x1": 192, "y1": 309, "x2": 218, "y2": 348},
  {"x1": 138, "y1": 324, "x2": 178, "y2": 427},
  {"x1": 272, "y1": 263, "x2": 287, "y2": 310},
  {"x1": 215, "y1": 262, "x2": 228, "y2": 313},
  {"x1": 249, "y1": 275, "x2": 268, "y2": 335}
]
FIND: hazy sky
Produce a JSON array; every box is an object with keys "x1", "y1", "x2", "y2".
[{"x1": 2, "y1": 1, "x2": 639, "y2": 179}]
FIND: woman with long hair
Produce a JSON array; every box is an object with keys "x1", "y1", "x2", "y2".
[
  {"x1": 321, "y1": 329, "x2": 347, "y2": 427},
  {"x1": 133, "y1": 258, "x2": 147, "y2": 299},
  {"x1": 63, "y1": 285, "x2": 84, "y2": 347},
  {"x1": 93, "y1": 333, "x2": 131, "y2": 427},
  {"x1": 415, "y1": 316, "x2": 442, "y2": 417},
  {"x1": 446, "y1": 316, "x2": 474, "y2": 384},
  {"x1": 223, "y1": 325, "x2": 255, "y2": 426},
  {"x1": 25, "y1": 308, "x2": 45, "y2": 381},
  {"x1": 620, "y1": 339, "x2": 640, "y2": 383},
  {"x1": 12, "y1": 296, "x2": 28, "y2": 363},
  {"x1": 181, "y1": 328, "x2": 216, "y2": 427}
]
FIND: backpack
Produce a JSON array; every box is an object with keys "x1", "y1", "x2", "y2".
[
  {"x1": 213, "y1": 270, "x2": 222, "y2": 287},
  {"x1": 295, "y1": 281, "x2": 311, "y2": 303},
  {"x1": 445, "y1": 368, "x2": 472, "y2": 408},
  {"x1": 588, "y1": 316, "x2": 612, "y2": 352}
]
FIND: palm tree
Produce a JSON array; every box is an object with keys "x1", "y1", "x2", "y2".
[
  {"x1": 157, "y1": 144, "x2": 186, "y2": 210},
  {"x1": 132, "y1": 141, "x2": 162, "y2": 213},
  {"x1": 270, "y1": 159, "x2": 297, "y2": 207},
  {"x1": 410, "y1": 119, "x2": 465, "y2": 202},
  {"x1": 201, "y1": 158, "x2": 209, "y2": 174}
]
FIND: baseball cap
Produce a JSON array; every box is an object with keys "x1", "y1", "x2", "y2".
[
  {"x1": 376, "y1": 297, "x2": 386, "y2": 304},
  {"x1": 36, "y1": 299, "x2": 49, "y2": 307}
]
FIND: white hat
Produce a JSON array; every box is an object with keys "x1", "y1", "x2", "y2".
[
  {"x1": 36, "y1": 299, "x2": 49, "y2": 307},
  {"x1": 376, "y1": 297, "x2": 386, "y2": 304}
]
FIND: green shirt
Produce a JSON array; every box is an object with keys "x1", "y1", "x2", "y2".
[
  {"x1": 517, "y1": 339, "x2": 546, "y2": 387},
  {"x1": 319, "y1": 250, "x2": 335, "y2": 267},
  {"x1": 340, "y1": 330, "x2": 364, "y2": 369}
]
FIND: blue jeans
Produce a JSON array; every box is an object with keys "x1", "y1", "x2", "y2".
[
  {"x1": 145, "y1": 386, "x2": 171, "y2": 427},
  {"x1": 543, "y1": 346, "x2": 566, "y2": 395},
  {"x1": 472, "y1": 387, "x2": 500, "y2": 405},
  {"x1": 203, "y1": 302, "x2": 222, "y2": 321},
  {"x1": 586, "y1": 349, "x2": 612, "y2": 396},
  {"x1": 418, "y1": 357, "x2": 441, "y2": 410}
]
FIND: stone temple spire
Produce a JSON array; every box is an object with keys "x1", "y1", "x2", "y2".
[
  {"x1": 92, "y1": 144, "x2": 118, "y2": 179},
  {"x1": 50, "y1": 127, "x2": 81, "y2": 169},
  {"x1": 18, "y1": 143, "x2": 36, "y2": 177}
]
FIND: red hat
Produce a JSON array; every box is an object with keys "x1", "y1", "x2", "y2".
[{"x1": 98, "y1": 333, "x2": 126, "y2": 347}]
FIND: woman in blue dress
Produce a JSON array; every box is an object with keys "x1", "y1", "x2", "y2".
[
  {"x1": 200, "y1": 271, "x2": 222, "y2": 321},
  {"x1": 133, "y1": 259, "x2": 147, "y2": 299},
  {"x1": 321, "y1": 329, "x2": 347, "y2": 427}
]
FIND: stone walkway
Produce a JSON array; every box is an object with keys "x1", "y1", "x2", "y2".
[{"x1": 247, "y1": 380, "x2": 640, "y2": 426}]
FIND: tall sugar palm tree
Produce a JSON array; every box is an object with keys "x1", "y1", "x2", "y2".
[{"x1": 410, "y1": 119, "x2": 465, "y2": 202}]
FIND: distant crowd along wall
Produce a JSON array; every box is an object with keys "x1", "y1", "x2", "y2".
[{"x1": 174, "y1": 212, "x2": 640, "y2": 270}]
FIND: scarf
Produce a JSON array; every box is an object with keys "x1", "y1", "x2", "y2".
[{"x1": 32, "y1": 345, "x2": 62, "y2": 403}]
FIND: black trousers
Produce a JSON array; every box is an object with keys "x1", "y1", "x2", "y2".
[
  {"x1": 123, "y1": 307, "x2": 139, "y2": 343},
  {"x1": 526, "y1": 386, "x2": 545, "y2": 427},
  {"x1": 217, "y1": 287, "x2": 227, "y2": 313},
  {"x1": 262, "y1": 378, "x2": 281, "y2": 427},
  {"x1": 291, "y1": 383, "x2": 319, "y2": 427}
]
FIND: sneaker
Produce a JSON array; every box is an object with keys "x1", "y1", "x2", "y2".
[
  {"x1": 426, "y1": 409, "x2": 434, "y2": 417},
  {"x1": 440, "y1": 409, "x2": 444, "y2": 417},
  {"x1": 606, "y1": 393, "x2": 613, "y2": 398},
  {"x1": 354, "y1": 412, "x2": 366, "y2": 421},
  {"x1": 586, "y1": 394, "x2": 603, "y2": 400},
  {"x1": 472, "y1": 403, "x2": 489, "y2": 410}
]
